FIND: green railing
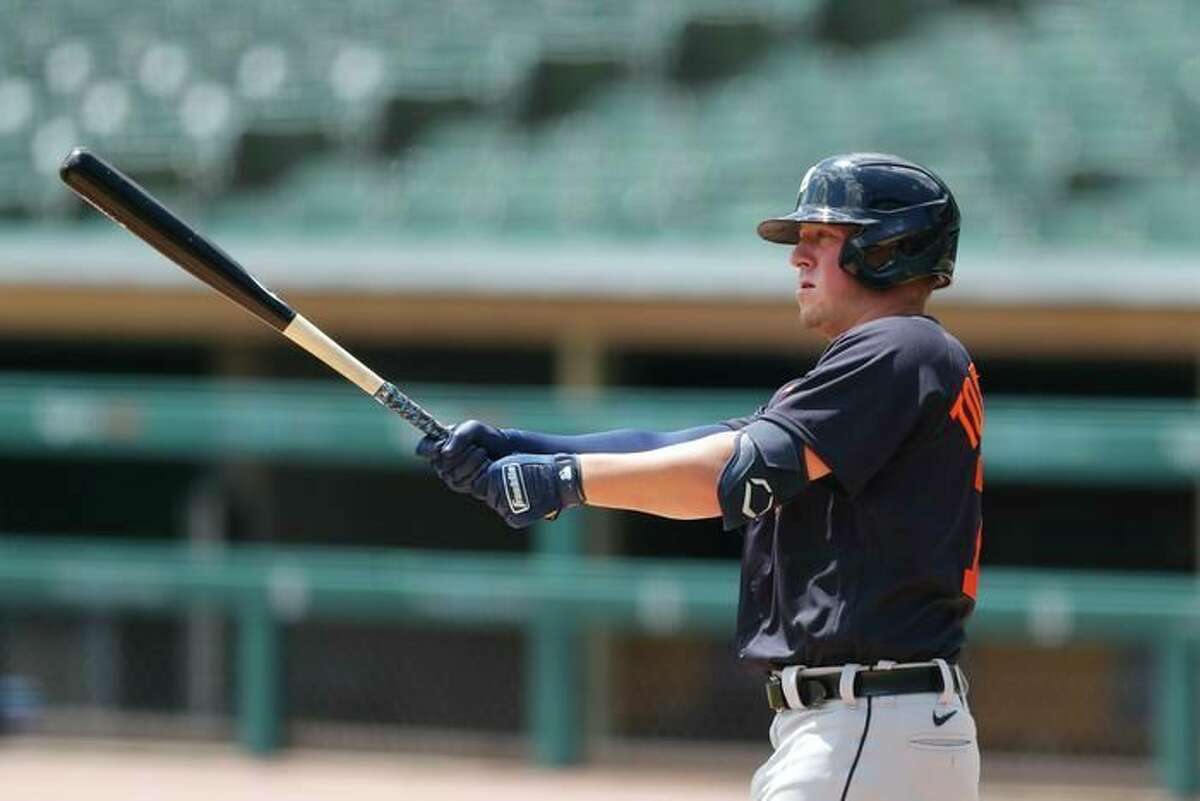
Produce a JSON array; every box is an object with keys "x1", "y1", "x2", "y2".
[
  {"x1": 0, "y1": 373, "x2": 1194, "y2": 483},
  {"x1": 0, "y1": 536, "x2": 1197, "y2": 794}
]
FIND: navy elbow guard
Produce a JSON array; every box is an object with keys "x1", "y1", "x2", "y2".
[{"x1": 717, "y1": 420, "x2": 809, "y2": 530}]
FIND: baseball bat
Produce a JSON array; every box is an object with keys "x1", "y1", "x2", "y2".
[{"x1": 59, "y1": 147, "x2": 449, "y2": 441}]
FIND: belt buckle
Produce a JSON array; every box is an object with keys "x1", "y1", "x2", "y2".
[
  {"x1": 765, "y1": 673, "x2": 787, "y2": 711},
  {"x1": 767, "y1": 667, "x2": 830, "y2": 711}
]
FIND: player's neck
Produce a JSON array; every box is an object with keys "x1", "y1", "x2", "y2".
[{"x1": 826, "y1": 296, "x2": 928, "y2": 339}]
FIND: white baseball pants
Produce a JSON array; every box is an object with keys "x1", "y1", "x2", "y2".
[{"x1": 751, "y1": 665, "x2": 979, "y2": 801}]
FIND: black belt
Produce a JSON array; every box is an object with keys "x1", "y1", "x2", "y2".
[{"x1": 765, "y1": 664, "x2": 963, "y2": 711}]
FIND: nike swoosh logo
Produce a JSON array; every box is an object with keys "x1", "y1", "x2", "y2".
[{"x1": 932, "y1": 709, "x2": 958, "y2": 727}]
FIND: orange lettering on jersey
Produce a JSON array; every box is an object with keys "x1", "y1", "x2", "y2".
[
  {"x1": 948, "y1": 362, "x2": 984, "y2": 450},
  {"x1": 948, "y1": 394, "x2": 977, "y2": 447},
  {"x1": 955, "y1": 366, "x2": 985, "y2": 600},
  {"x1": 962, "y1": 523, "x2": 982, "y2": 600},
  {"x1": 963, "y1": 376, "x2": 984, "y2": 435}
]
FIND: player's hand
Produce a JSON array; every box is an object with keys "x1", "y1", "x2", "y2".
[
  {"x1": 471, "y1": 453, "x2": 586, "y2": 529},
  {"x1": 417, "y1": 440, "x2": 491, "y2": 497},
  {"x1": 416, "y1": 420, "x2": 513, "y2": 494}
]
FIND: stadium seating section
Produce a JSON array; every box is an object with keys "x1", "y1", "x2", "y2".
[{"x1": 3, "y1": 0, "x2": 1199, "y2": 245}]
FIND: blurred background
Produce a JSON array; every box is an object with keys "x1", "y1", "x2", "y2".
[{"x1": 0, "y1": 0, "x2": 1197, "y2": 798}]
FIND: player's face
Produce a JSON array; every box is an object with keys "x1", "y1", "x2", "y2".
[{"x1": 789, "y1": 223, "x2": 868, "y2": 338}]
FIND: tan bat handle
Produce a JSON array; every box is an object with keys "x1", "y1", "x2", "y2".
[
  {"x1": 282, "y1": 314, "x2": 384, "y2": 394},
  {"x1": 281, "y1": 315, "x2": 450, "y2": 440}
]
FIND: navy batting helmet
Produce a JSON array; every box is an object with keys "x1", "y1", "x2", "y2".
[{"x1": 757, "y1": 153, "x2": 960, "y2": 290}]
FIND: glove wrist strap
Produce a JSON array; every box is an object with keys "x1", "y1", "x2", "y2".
[{"x1": 552, "y1": 454, "x2": 587, "y2": 508}]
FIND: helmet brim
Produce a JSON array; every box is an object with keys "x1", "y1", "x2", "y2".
[{"x1": 756, "y1": 206, "x2": 878, "y2": 244}]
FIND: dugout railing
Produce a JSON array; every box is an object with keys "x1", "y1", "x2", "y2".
[{"x1": 0, "y1": 374, "x2": 1195, "y2": 793}]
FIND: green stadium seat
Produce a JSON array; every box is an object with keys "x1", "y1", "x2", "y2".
[{"x1": 6, "y1": 0, "x2": 1198, "y2": 246}]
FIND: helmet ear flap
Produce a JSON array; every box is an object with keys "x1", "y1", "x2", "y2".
[
  {"x1": 837, "y1": 238, "x2": 864, "y2": 280},
  {"x1": 838, "y1": 235, "x2": 893, "y2": 290}
]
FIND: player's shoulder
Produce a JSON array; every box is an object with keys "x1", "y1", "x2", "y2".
[
  {"x1": 836, "y1": 314, "x2": 953, "y2": 352},
  {"x1": 831, "y1": 314, "x2": 970, "y2": 372}
]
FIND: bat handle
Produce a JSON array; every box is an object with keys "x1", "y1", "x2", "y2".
[{"x1": 373, "y1": 382, "x2": 451, "y2": 440}]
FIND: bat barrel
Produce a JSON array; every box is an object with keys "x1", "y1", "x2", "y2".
[
  {"x1": 59, "y1": 147, "x2": 296, "y2": 331},
  {"x1": 60, "y1": 147, "x2": 450, "y2": 441}
]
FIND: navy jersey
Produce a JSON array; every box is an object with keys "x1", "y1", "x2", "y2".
[{"x1": 725, "y1": 315, "x2": 984, "y2": 668}]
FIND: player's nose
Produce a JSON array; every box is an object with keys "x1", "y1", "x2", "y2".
[{"x1": 789, "y1": 243, "x2": 814, "y2": 270}]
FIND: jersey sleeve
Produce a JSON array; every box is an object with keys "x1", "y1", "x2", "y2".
[
  {"x1": 502, "y1": 424, "x2": 729, "y2": 454},
  {"x1": 760, "y1": 321, "x2": 947, "y2": 496},
  {"x1": 721, "y1": 404, "x2": 767, "y2": 432}
]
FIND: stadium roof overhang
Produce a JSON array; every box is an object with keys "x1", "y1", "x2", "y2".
[{"x1": 0, "y1": 230, "x2": 1195, "y2": 359}]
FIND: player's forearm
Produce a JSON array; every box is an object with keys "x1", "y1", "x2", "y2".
[{"x1": 578, "y1": 431, "x2": 737, "y2": 519}]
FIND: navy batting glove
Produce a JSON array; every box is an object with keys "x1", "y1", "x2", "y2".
[
  {"x1": 416, "y1": 420, "x2": 513, "y2": 494},
  {"x1": 444, "y1": 420, "x2": 513, "y2": 457},
  {"x1": 472, "y1": 453, "x2": 587, "y2": 529},
  {"x1": 417, "y1": 441, "x2": 492, "y2": 497}
]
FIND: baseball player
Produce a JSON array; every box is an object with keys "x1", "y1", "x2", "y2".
[{"x1": 419, "y1": 153, "x2": 983, "y2": 800}]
